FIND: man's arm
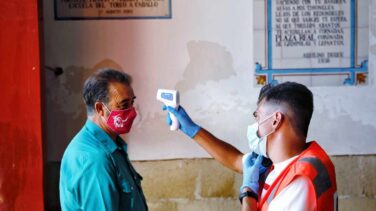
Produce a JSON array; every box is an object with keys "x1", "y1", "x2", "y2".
[
  {"x1": 81, "y1": 155, "x2": 119, "y2": 210},
  {"x1": 194, "y1": 128, "x2": 244, "y2": 173},
  {"x1": 242, "y1": 196, "x2": 258, "y2": 211},
  {"x1": 60, "y1": 152, "x2": 119, "y2": 211},
  {"x1": 165, "y1": 106, "x2": 244, "y2": 173}
]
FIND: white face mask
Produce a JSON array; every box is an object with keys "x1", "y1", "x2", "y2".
[{"x1": 247, "y1": 113, "x2": 276, "y2": 158}]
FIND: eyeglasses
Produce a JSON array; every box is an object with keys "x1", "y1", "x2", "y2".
[{"x1": 115, "y1": 96, "x2": 136, "y2": 110}]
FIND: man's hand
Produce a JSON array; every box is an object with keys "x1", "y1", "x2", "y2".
[
  {"x1": 240, "y1": 154, "x2": 267, "y2": 194},
  {"x1": 163, "y1": 105, "x2": 201, "y2": 138}
]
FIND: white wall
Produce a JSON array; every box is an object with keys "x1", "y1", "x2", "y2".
[{"x1": 43, "y1": 0, "x2": 376, "y2": 161}]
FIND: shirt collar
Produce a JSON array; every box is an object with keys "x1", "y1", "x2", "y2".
[
  {"x1": 273, "y1": 155, "x2": 299, "y2": 173},
  {"x1": 84, "y1": 119, "x2": 128, "y2": 153},
  {"x1": 116, "y1": 136, "x2": 128, "y2": 152}
]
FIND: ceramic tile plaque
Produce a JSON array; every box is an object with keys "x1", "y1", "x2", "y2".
[
  {"x1": 55, "y1": 0, "x2": 171, "y2": 20},
  {"x1": 254, "y1": 0, "x2": 368, "y2": 86}
]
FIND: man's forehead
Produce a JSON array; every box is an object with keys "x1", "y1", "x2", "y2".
[{"x1": 108, "y1": 82, "x2": 134, "y2": 101}]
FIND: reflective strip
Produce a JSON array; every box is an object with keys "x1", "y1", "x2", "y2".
[
  {"x1": 299, "y1": 157, "x2": 332, "y2": 197},
  {"x1": 266, "y1": 180, "x2": 279, "y2": 204},
  {"x1": 265, "y1": 156, "x2": 332, "y2": 205}
]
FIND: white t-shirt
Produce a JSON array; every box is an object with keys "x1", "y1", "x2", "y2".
[
  {"x1": 262, "y1": 155, "x2": 316, "y2": 211},
  {"x1": 243, "y1": 154, "x2": 316, "y2": 211}
]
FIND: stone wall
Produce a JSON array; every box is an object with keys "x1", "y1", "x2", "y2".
[
  {"x1": 46, "y1": 155, "x2": 376, "y2": 210},
  {"x1": 133, "y1": 156, "x2": 376, "y2": 211}
]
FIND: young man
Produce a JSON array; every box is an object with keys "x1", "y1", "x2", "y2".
[
  {"x1": 60, "y1": 69, "x2": 148, "y2": 211},
  {"x1": 163, "y1": 82, "x2": 337, "y2": 210}
]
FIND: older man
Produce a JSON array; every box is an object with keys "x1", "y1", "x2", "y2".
[{"x1": 60, "y1": 69, "x2": 147, "y2": 211}]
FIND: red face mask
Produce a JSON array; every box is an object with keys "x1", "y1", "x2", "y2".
[{"x1": 103, "y1": 104, "x2": 137, "y2": 134}]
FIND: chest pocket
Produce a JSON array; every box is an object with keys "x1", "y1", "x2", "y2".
[{"x1": 111, "y1": 149, "x2": 146, "y2": 210}]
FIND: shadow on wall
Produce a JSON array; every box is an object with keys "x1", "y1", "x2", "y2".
[
  {"x1": 44, "y1": 59, "x2": 125, "y2": 210},
  {"x1": 176, "y1": 41, "x2": 236, "y2": 92}
]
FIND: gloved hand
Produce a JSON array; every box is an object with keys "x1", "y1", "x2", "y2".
[
  {"x1": 163, "y1": 105, "x2": 201, "y2": 138},
  {"x1": 240, "y1": 154, "x2": 267, "y2": 193}
]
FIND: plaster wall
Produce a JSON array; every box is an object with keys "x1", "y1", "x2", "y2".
[{"x1": 43, "y1": 0, "x2": 376, "y2": 162}]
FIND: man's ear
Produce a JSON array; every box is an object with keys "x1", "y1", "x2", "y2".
[
  {"x1": 272, "y1": 112, "x2": 283, "y2": 129},
  {"x1": 94, "y1": 102, "x2": 105, "y2": 116}
]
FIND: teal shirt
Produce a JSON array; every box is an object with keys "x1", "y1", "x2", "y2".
[{"x1": 59, "y1": 119, "x2": 148, "y2": 211}]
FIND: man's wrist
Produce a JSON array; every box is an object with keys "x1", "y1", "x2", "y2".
[
  {"x1": 189, "y1": 126, "x2": 201, "y2": 138},
  {"x1": 239, "y1": 190, "x2": 258, "y2": 204},
  {"x1": 239, "y1": 184, "x2": 258, "y2": 193},
  {"x1": 241, "y1": 187, "x2": 253, "y2": 193}
]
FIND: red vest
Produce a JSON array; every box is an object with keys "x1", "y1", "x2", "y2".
[{"x1": 259, "y1": 141, "x2": 337, "y2": 211}]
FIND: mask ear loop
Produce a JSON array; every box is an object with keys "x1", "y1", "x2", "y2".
[
  {"x1": 258, "y1": 111, "x2": 277, "y2": 126},
  {"x1": 258, "y1": 111, "x2": 281, "y2": 138},
  {"x1": 97, "y1": 85, "x2": 120, "y2": 116},
  {"x1": 102, "y1": 103, "x2": 111, "y2": 113},
  {"x1": 100, "y1": 103, "x2": 112, "y2": 123}
]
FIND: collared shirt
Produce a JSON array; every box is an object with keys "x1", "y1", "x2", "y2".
[{"x1": 59, "y1": 119, "x2": 148, "y2": 211}]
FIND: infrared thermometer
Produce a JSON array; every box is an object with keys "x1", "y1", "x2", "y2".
[{"x1": 156, "y1": 89, "x2": 180, "y2": 131}]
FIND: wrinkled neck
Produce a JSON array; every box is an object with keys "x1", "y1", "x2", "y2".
[{"x1": 89, "y1": 115, "x2": 117, "y2": 141}]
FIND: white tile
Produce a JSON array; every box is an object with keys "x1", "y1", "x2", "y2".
[
  {"x1": 357, "y1": 27, "x2": 370, "y2": 58},
  {"x1": 253, "y1": 0, "x2": 266, "y2": 30},
  {"x1": 311, "y1": 74, "x2": 348, "y2": 86},
  {"x1": 253, "y1": 30, "x2": 266, "y2": 63},
  {"x1": 358, "y1": 0, "x2": 370, "y2": 27}
]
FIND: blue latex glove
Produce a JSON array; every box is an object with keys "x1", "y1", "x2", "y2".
[
  {"x1": 163, "y1": 105, "x2": 201, "y2": 138},
  {"x1": 240, "y1": 154, "x2": 267, "y2": 193}
]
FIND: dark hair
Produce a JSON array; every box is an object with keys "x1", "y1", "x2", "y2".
[
  {"x1": 83, "y1": 68, "x2": 132, "y2": 115},
  {"x1": 258, "y1": 82, "x2": 313, "y2": 138}
]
